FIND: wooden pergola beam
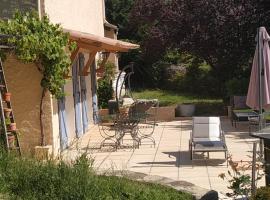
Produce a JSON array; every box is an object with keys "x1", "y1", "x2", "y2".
[
  {"x1": 80, "y1": 51, "x2": 97, "y2": 76},
  {"x1": 99, "y1": 52, "x2": 110, "y2": 68},
  {"x1": 70, "y1": 46, "x2": 80, "y2": 63},
  {"x1": 77, "y1": 41, "x2": 101, "y2": 52}
]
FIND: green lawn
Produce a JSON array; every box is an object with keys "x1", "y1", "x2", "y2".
[
  {"x1": 133, "y1": 90, "x2": 225, "y2": 116},
  {"x1": 133, "y1": 89, "x2": 222, "y2": 106}
]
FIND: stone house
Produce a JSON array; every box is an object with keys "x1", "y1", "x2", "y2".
[{"x1": 1, "y1": 0, "x2": 138, "y2": 156}]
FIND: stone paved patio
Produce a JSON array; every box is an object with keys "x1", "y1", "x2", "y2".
[{"x1": 62, "y1": 117, "x2": 265, "y2": 196}]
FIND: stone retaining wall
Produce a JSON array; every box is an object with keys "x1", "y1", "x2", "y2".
[
  {"x1": 110, "y1": 170, "x2": 219, "y2": 200},
  {"x1": 148, "y1": 106, "x2": 176, "y2": 121}
]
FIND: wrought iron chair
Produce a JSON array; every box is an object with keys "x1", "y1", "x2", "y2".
[
  {"x1": 129, "y1": 99, "x2": 159, "y2": 147},
  {"x1": 94, "y1": 111, "x2": 119, "y2": 149},
  {"x1": 114, "y1": 63, "x2": 159, "y2": 148}
]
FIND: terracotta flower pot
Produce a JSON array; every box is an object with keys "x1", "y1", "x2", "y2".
[
  {"x1": 99, "y1": 109, "x2": 109, "y2": 116},
  {"x1": 7, "y1": 133, "x2": 15, "y2": 147},
  {"x1": 4, "y1": 108, "x2": 12, "y2": 118},
  {"x1": 9, "y1": 123, "x2": 16, "y2": 131},
  {"x1": 3, "y1": 92, "x2": 11, "y2": 102}
]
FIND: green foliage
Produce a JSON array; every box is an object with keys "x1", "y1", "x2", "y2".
[
  {"x1": 0, "y1": 11, "x2": 76, "y2": 98},
  {"x1": 253, "y1": 187, "x2": 270, "y2": 200},
  {"x1": 97, "y1": 60, "x2": 116, "y2": 81},
  {"x1": 133, "y1": 89, "x2": 222, "y2": 106},
  {"x1": 133, "y1": 89, "x2": 225, "y2": 115},
  {"x1": 156, "y1": 52, "x2": 220, "y2": 97},
  {"x1": 0, "y1": 152, "x2": 193, "y2": 200},
  {"x1": 163, "y1": 49, "x2": 193, "y2": 65},
  {"x1": 97, "y1": 79, "x2": 113, "y2": 109},
  {"x1": 219, "y1": 155, "x2": 263, "y2": 198},
  {"x1": 97, "y1": 61, "x2": 116, "y2": 108},
  {"x1": 131, "y1": 0, "x2": 269, "y2": 97},
  {"x1": 105, "y1": 0, "x2": 135, "y2": 39},
  {"x1": 226, "y1": 78, "x2": 249, "y2": 97}
]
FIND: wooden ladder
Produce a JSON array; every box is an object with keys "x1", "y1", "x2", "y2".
[{"x1": 0, "y1": 57, "x2": 21, "y2": 155}]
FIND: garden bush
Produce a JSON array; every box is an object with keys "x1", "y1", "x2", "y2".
[
  {"x1": 97, "y1": 78, "x2": 113, "y2": 108},
  {"x1": 97, "y1": 61, "x2": 115, "y2": 109},
  {"x1": 0, "y1": 152, "x2": 193, "y2": 200},
  {"x1": 253, "y1": 187, "x2": 270, "y2": 200},
  {"x1": 225, "y1": 78, "x2": 249, "y2": 97},
  {"x1": 157, "y1": 53, "x2": 221, "y2": 97}
]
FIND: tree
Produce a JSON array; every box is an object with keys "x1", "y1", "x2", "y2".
[
  {"x1": 0, "y1": 11, "x2": 75, "y2": 146},
  {"x1": 131, "y1": 0, "x2": 270, "y2": 96},
  {"x1": 105, "y1": 0, "x2": 135, "y2": 39}
]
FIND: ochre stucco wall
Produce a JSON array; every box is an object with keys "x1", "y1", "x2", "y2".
[
  {"x1": 43, "y1": 0, "x2": 104, "y2": 36},
  {"x1": 3, "y1": 54, "x2": 54, "y2": 155},
  {"x1": 104, "y1": 28, "x2": 119, "y2": 69}
]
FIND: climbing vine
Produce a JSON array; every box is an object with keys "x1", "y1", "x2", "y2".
[
  {"x1": 0, "y1": 11, "x2": 76, "y2": 98},
  {"x1": 0, "y1": 11, "x2": 76, "y2": 146}
]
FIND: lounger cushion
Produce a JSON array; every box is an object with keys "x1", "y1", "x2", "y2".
[
  {"x1": 192, "y1": 117, "x2": 221, "y2": 139},
  {"x1": 193, "y1": 117, "x2": 220, "y2": 124},
  {"x1": 193, "y1": 137, "x2": 220, "y2": 142}
]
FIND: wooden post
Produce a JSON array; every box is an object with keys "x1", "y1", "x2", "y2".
[{"x1": 81, "y1": 51, "x2": 96, "y2": 75}]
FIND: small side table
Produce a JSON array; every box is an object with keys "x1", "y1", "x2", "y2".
[{"x1": 232, "y1": 111, "x2": 258, "y2": 128}]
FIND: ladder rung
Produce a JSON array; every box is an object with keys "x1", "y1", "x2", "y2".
[
  {"x1": 0, "y1": 60, "x2": 21, "y2": 155},
  {"x1": 9, "y1": 147, "x2": 20, "y2": 149},
  {"x1": 7, "y1": 130, "x2": 18, "y2": 133}
]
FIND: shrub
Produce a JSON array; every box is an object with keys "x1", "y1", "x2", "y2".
[
  {"x1": 97, "y1": 79, "x2": 113, "y2": 108},
  {"x1": 0, "y1": 152, "x2": 193, "y2": 200},
  {"x1": 253, "y1": 187, "x2": 270, "y2": 200},
  {"x1": 225, "y1": 78, "x2": 249, "y2": 97},
  {"x1": 0, "y1": 153, "x2": 97, "y2": 200},
  {"x1": 219, "y1": 154, "x2": 263, "y2": 198},
  {"x1": 97, "y1": 61, "x2": 115, "y2": 109},
  {"x1": 158, "y1": 53, "x2": 221, "y2": 97}
]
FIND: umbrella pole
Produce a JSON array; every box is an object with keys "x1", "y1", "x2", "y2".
[
  {"x1": 258, "y1": 28, "x2": 264, "y2": 160},
  {"x1": 258, "y1": 27, "x2": 264, "y2": 130}
]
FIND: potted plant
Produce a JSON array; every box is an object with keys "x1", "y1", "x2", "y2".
[
  {"x1": 9, "y1": 123, "x2": 16, "y2": 131},
  {"x1": 177, "y1": 103, "x2": 196, "y2": 117},
  {"x1": 3, "y1": 92, "x2": 11, "y2": 102},
  {"x1": 7, "y1": 133, "x2": 15, "y2": 148},
  {"x1": 5, "y1": 118, "x2": 10, "y2": 127},
  {"x1": 99, "y1": 108, "x2": 109, "y2": 116},
  {"x1": 4, "y1": 108, "x2": 12, "y2": 118}
]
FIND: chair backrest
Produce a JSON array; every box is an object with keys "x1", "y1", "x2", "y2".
[
  {"x1": 230, "y1": 96, "x2": 248, "y2": 109},
  {"x1": 192, "y1": 117, "x2": 221, "y2": 139}
]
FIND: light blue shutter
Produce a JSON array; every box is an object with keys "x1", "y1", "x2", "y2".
[
  {"x1": 91, "y1": 60, "x2": 99, "y2": 124},
  {"x1": 79, "y1": 53, "x2": 89, "y2": 133},
  {"x1": 58, "y1": 90, "x2": 68, "y2": 150},
  {"x1": 72, "y1": 58, "x2": 83, "y2": 137}
]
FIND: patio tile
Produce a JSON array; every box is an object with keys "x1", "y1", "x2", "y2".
[
  {"x1": 128, "y1": 166, "x2": 151, "y2": 174},
  {"x1": 179, "y1": 177, "x2": 211, "y2": 190},
  {"x1": 99, "y1": 159, "x2": 129, "y2": 171},
  {"x1": 150, "y1": 173, "x2": 178, "y2": 181},
  {"x1": 63, "y1": 117, "x2": 265, "y2": 195},
  {"x1": 178, "y1": 167, "x2": 208, "y2": 178}
]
